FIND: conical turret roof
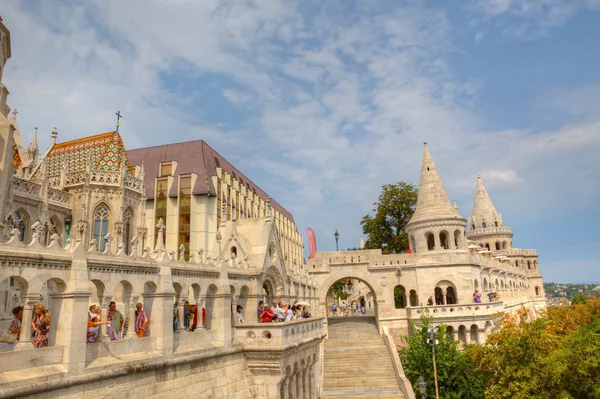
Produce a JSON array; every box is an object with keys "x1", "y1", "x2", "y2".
[
  {"x1": 472, "y1": 175, "x2": 498, "y2": 218},
  {"x1": 408, "y1": 142, "x2": 463, "y2": 225}
]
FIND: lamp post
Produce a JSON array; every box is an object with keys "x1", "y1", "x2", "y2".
[
  {"x1": 418, "y1": 375, "x2": 427, "y2": 399},
  {"x1": 334, "y1": 230, "x2": 339, "y2": 251},
  {"x1": 426, "y1": 327, "x2": 440, "y2": 399}
]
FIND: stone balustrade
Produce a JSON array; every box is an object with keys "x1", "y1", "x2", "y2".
[
  {"x1": 234, "y1": 317, "x2": 325, "y2": 348},
  {"x1": 406, "y1": 301, "x2": 505, "y2": 320},
  {"x1": 46, "y1": 169, "x2": 145, "y2": 194}
]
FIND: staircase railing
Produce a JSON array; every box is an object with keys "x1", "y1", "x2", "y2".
[{"x1": 382, "y1": 325, "x2": 416, "y2": 399}]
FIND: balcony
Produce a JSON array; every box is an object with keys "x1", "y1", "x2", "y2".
[
  {"x1": 406, "y1": 301, "x2": 505, "y2": 321},
  {"x1": 234, "y1": 317, "x2": 325, "y2": 349}
]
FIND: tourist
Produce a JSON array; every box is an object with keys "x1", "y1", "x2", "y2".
[
  {"x1": 188, "y1": 303, "x2": 199, "y2": 331},
  {"x1": 257, "y1": 300, "x2": 264, "y2": 322},
  {"x1": 89, "y1": 305, "x2": 100, "y2": 320},
  {"x1": 427, "y1": 295, "x2": 434, "y2": 306},
  {"x1": 474, "y1": 290, "x2": 482, "y2": 303},
  {"x1": 361, "y1": 305, "x2": 366, "y2": 315},
  {"x1": 173, "y1": 303, "x2": 178, "y2": 332},
  {"x1": 0, "y1": 306, "x2": 23, "y2": 350},
  {"x1": 32, "y1": 304, "x2": 51, "y2": 348},
  {"x1": 87, "y1": 316, "x2": 107, "y2": 343},
  {"x1": 108, "y1": 301, "x2": 124, "y2": 339},
  {"x1": 293, "y1": 307, "x2": 303, "y2": 320},
  {"x1": 259, "y1": 305, "x2": 275, "y2": 323},
  {"x1": 302, "y1": 306, "x2": 311, "y2": 319},
  {"x1": 275, "y1": 301, "x2": 286, "y2": 321},
  {"x1": 236, "y1": 305, "x2": 244, "y2": 324},
  {"x1": 284, "y1": 304, "x2": 293, "y2": 321},
  {"x1": 184, "y1": 301, "x2": 191, "y2": 331},
  {"x1": 135, "y1": 303, "x2": 148, "y2": 338}
]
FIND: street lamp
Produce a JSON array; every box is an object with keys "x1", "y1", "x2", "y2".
[
  {"x1": 418, "y1": 375, "x2": 427, "y2": 399},
  {"x1": 426, "y1": 327, "x2": 441, "y2": 399},
  {"x1": 334, "y1": 230, "x2": 339, "y2": 251}
]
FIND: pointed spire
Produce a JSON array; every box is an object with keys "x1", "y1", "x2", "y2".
[
  {"x1": 472, "y1": 174, "x2": 499, "y2": 218},
  {"x1": 28, "y1": 127, "x2": 38, "y2": 152},
  {"x1": 408, "y1": 142, "x2": 462, "y2": 225}
]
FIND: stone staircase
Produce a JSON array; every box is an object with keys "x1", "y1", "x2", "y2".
[{"x1": 322, "y1": 317, "x2": 405, "y2": 399}]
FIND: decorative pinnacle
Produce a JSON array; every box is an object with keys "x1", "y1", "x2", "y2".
[
  {"x1": 51, "y1": 127, "x2": 58, "y2": 139},
  {"x1": 423, "y1": 141, "x2": 427, "y2": 145}
]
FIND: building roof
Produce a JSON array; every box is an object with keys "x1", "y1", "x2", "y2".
[
  {"x1": 35, "y1": 131, "x2": 132, "y2": 178},
  {"x1": 472, "y1": 175, "x2": 499, "y2": 218},
  {"x1": 127, "y1": 140, "x2": 295, "y2": 223},
  {"x1": 407, "y1": 142, "x2": 464, "y2": 225}
]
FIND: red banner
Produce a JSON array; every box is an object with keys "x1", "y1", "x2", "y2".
[{"x1": 306, "y1": 228, "x2": 317, "y2": 258}]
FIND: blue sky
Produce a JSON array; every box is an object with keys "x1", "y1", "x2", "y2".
[{"x1": 3, "y1": 0, "x2": 600, "y2": 283}]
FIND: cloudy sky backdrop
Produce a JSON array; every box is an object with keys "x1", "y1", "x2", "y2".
[{"x1": 3, "y1": 0, "x2": 600, "y2": 282}]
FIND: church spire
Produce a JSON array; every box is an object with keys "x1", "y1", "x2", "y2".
[
  {"x1": 408, "y1": 142, "x2": 461, "y2": 224},
  {"x1": 472, "y1": 174, "x2": 498, "y2": 219}
]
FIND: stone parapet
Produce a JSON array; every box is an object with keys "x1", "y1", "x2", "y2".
[
  {"x1": 406, "y1": 301, "x2": 505, "y2": 321},
  {"x1": 234, "y1": 317, "x2": 325, "y2": 349}
]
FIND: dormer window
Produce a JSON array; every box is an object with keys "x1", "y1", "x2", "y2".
[{"x1": 160, "y1": 162, "x2": 172, "y2": 177}]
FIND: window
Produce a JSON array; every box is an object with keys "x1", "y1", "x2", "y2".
[
  {"x1": 160, "y1": 162, "x2": 172, "y2": 177},
  {"x1": 43, "y1": 218, "x2": 60, "y2": 246},
  {"x1": 178, "y1": 176, "x2": 191, "y2": 261},
  {"x1": 426, "y1": 233, "x2": 435, "y2": 251},
  {"x1": 93, "y1": 204, "x2": 110, "y2": 252},
  {"x1": 155, "y1": 177, "x2": 168, "y2": 248},
  {"x1": 394, "y1": 286, "x2": 406, "y2": 309},
  {"x1": 123, "y1": 208, "x2": 133, "y2": 255},
  {"x1": 482, "y1": 221, "x2": 487, "y2": 228},
  {"x1": 15, "y1": 210, "x2": 30, "y2": 243}
]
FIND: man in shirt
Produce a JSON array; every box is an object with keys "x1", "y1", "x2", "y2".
[
  {"x1": 135, "y1": 303, "x2": 148, "y2": 337},
  {"x1": 284, "y1": 304, "x2": 293, "y2": 321},
  {"x1": 108, "y1": 301, "x2": 124, "y2": 340},
  {"x1": 275, "y1": 301, "x2": 286, "y2": 321}
]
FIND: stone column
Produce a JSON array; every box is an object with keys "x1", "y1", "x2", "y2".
[
  {"x1": 280, "y1": 378, "x2": 289, "y2": 399},
  {"x1": 98, "y1": 297, "x2": 111, "y2": 341},
  {"x1": 303, "y1": 368, "x2": 309, "y2": 398},
  {"x1": 177, "y1": 299, "x2": 185, "y2": 332},
  {"x1": 310, "y1": 364, "x2": 317, "y2": 399},
  {"x1": 14, "y1": 294, "x2": 39, "y2": 350},
  {"x1": 126, "y1": 301, "x2": 138, "y2": 339},
  {"x1": 289, "y1": 372, "x2": 296, "y2": 398},
  {"x1": 155, "y1": 254, "x2": 175, "y2": 357},
  {"x1": 434, "y1": 233, "x2": 441, "y2": 251}
]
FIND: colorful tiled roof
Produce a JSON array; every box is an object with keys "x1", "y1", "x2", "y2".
[
  {"x1": 12, "y1": 144, "x2": 21, "y2": 172},
  {"x1": 36, "y1": 131, "x2": 132, "y2": 178}
]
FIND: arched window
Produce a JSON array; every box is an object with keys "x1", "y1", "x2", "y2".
[
  {"x1": 454, "y1": 230, "x2": 461, "y2": 249},
  {"x1": 93, "y1": 204, "x2": 110, "y2": 252},
  {"x1": 43, "y1": 217, "x2": 61, "y2": 246},
  {"x1": 533, "y1": 260, "x2": 537, "y2": 269},
  {"x1": 123, "y1": 208, "x2": 134, "y2": 255},
  {"x1": 15, "y1": 210, "x2": 30, "y2": 243},
  {"x1": 494, "y1": 221, "x2": 498, "y2": 227},
  {"x1": 516, "y1": 260, "x2": 520, "y2": 268},
  {"x1": 409, "y1": 290, "x2": 418, "y2": 307},
  {"x1": 527, "y1": 261, "x2": 531, "y2": 270},
  {"x1": 495, "y1": 242, "x2": 501, "y2": 250},
  {"x1": 485, "y1": 243, "x2": 490, "y2": 250},
  {"x1": 426, "y1": 233, "x2": 435, "y2": 251},
  {"x1": 394, "y1": 286, "x2": 406, "y2": 309},
  {"x1": 483, "y1": 278, "x2": 488, "y2": 291},
  {"x1": 446, "y1": 287, "x2": 457, "y2": 305},
  {"x1": 482, "y1": 221, "x2": 487, "y2": 228},
  {"x1": 535, "y1": 286, "x2": 541, "y2": 296},
  {"x1": 439, "y1": 231, "x2": 449, "y2": 249}
]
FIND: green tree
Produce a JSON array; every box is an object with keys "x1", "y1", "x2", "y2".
[
  {"x1": 327, "y1": 279, "x2": 349, "y2": 300},
  {"x1": 400, "y1": 310, "x2": 484, "y2": 399},
  {"x1": 361, "y1": 182, "x2": 417, "y2": 254},
  {"x1": 572, "y1": 292, "x2": 587, "y2": 305}
]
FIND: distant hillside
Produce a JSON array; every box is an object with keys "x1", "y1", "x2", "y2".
[{"x1": 544, "y1": 282, "x2": 600, "y2": 300}]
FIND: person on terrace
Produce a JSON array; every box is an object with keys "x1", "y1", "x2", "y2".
[
  {"x1": 87, "y1": 316, "x2": 108, "y2": 343},
  {"x1": 236, "y1": 305, "x2": 244, "y2": 324},
  {"x1": 108, "y1": 301, "x2": 124, "y2": 339},
  {"x1": 0, "y1": 306, "x2": 23, "y2": 350},
  {"x1": 259, "y1": 305, "x2": 275, "y2": 323},
  {"x1": 135, "y1": 303, "x2": 148, "y2": 337},
  {"x1": 257, "y1": 300, "x2": 264, "y2": 322},
  {"x1": 474, "y1": 290, "x2": 482, "y2": 303},
  {"x1": 32, "y1": 304, "x2": 51, "y2": 348}
]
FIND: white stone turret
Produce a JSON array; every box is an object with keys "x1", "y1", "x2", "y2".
[
  {"x1": 406, "y1": 142, "x2": 467, "y2": 253},
  {"x1": 467, "y1": 175, "x2": 513, "y2": 250},
  {"x1": 0, "y1": 19, "x2": 11, "y2": 117}
]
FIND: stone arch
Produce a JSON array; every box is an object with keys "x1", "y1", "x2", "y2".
[
  {"x1": 263, "y1": 265, "x2": 284, "y2": 302},
  {"x1": 435, "y1": 279, "x2": 458, "y2": 305},
  {"x1": 527, "y1": 261, "x2": 531, "y2": 270},
  {"x1": 393, "y1": 285, "x2": 406, "y2": 309},
  {"x1": 453, "y1": 230, "x2": 461, "y2": 249},
  {"x1": 238, "y1": 285, "x2": 250, "y2": 321},
  {"x1": 142, "y1": 281, "x2": 157, "y2": 336},
  {"x1": 446, "y1": 325, "x2": 455, "y2": 341},
  {"x1": 43, "y1": 216, "x2": 62, "y2": 246},
  {"x1": 409, "y1": 289, "x2": 418, "y2": 307},
  {"x1": 458, "y1": 325, "x2": 467, "y2": 343},
  {"x1": 439, "y1": 230, "x2": 449, "y2": 249},
  {"x1": 425, "y1": 232, "x2": 435, "y2": 251},
  {"x1": 483, "y1": 277, "x2": 488, "y2": 291},
  {"x1": 495, "y1": 242, "x2": 501, "y2": 251},
  {"x1": 42, "y1": 277, "x2": 66, "y2": 347},
  {"x1": 535, "y1": 286, "x2": 541, "y2": 296},
  {"x1": 470, "y1": 324, "x2": 479, "y2": 344},
  {"x1": 317, "y1": 272, "x2": 382, "y2": 320},
  {"x1": 205, "y1": 284, "x2": 218, "y2": 330}
]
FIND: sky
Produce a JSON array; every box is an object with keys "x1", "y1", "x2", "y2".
[{"x1": 2, "y1": 0, "x2": 600, "y2": 283}]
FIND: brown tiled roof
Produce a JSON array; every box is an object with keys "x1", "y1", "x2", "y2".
[{"x1": 127, "y1": 140, "x2": 295, "y2": 223}]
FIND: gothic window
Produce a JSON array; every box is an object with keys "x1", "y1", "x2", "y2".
[
  {"x1": 482, "y1": 221, "x2": 487, "y2": 228},
  {"x1": 426, "y1": 233, "x2": 435, "y2": 251},
  {"x1": 439, "y1": 231, "x2": 449, "y2": 249},
  {"x1": 124, "y1": 208, "x2": 133, "y2": 255},
  {"x1": 93, "y1": 204, "x2": 110, "y2": 252},
  {"x1": 15, "y1": 210, "x2": 30, "y2": 243},
  {"x1": 43, "y1": 217, "x2": 60, "y2": 246}
]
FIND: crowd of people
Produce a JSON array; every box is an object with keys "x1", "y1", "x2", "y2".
[
  {"x1": 87, "y1": 302, "x2": 148, "y2": 343},
  {"x1": 327, "y1": 302, "x2": 367, "y2": 317},
  {"x1": 256, "y1": 300, "x2": 312, "y2": 323},
  {"x1": 172, "y1": 301, "x2": 205, "y2": 332}
]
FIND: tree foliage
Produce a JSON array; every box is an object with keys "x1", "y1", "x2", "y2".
[
  {"x1": 399, "y1": 310, "x2": 484, "y2": 399},
  {"x1": 466, "y1": 299, "x2": 600, "y2": 399},
  {"x1": 361, "y1": 182, "x2": 418, "y2": 254},
  {"x1": 327, "y1": 279, "x2": 349, "y2": 300}
]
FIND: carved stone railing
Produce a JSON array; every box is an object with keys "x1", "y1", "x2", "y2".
[
  {"x1": 12, "y1": 177, "x2": 42, "y2": 197},
  {"x1": 234, "y1": 317, "x2": 325, "y2": 348},
  {"x1": 123, "y1": 173, "x2": 144, "y2": 193},
  {"x1": 89, "y1": 170, "x2": 120, "y2": 186},
  {"x1": 407, "y1": 301, "x2": 505, "y2": 320},
  {"x1": 47, "y1": 187, "x2": 72, "y2": 207}
]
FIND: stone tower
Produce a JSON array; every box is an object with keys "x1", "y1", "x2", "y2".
[
  {"x1": 467, "y1": 175, "x2": 513, "y2": 251},
  {"x1": 0, "y1": 19, "x2": 15, "y2": 235},
  {"x1": 406, "y1": 142, "x2": 467, "y2": 253}
]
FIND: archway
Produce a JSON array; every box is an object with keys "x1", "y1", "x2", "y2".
[{"x1": 321, "y1": 276, "x2": 379, "y2": 321}]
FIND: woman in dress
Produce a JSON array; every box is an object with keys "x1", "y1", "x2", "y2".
[
  {"x1": 87, "y1": 316, "x2": 107, "y2": 343},
  {"x1": 32, "y1": 304, "x2": 51, "y2": 348}
]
